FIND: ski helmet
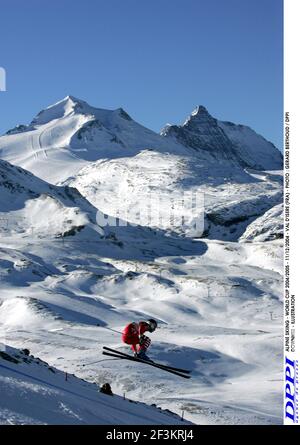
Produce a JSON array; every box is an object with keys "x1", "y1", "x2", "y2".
[{"x1": 147, "y1": 319, "x2": 157, "y2": 332}]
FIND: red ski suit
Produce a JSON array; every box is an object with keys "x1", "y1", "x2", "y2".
[{"x1": 122, "y1": 321, "x2": 149, "y2": 353}]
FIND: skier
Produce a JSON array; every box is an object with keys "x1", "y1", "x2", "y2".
[{"x1": 121, "y1": 319, "x2": 157, "y2": 361}]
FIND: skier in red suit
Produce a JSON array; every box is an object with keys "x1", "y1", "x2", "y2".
[{"x1": 121, "y1": 319, "x2": 157, "y2": 361}]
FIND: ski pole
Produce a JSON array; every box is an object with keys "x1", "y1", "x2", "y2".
[
  {"x1": 82, "y1": 358, "x2": 121, "y2": 367},
  {"x1": 104, "y1": 327, "x2": 122, "y2": 334}
]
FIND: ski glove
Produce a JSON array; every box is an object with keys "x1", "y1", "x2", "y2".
[{"x1": 139, "y1": 335, "x2": 151, "y2": 348}]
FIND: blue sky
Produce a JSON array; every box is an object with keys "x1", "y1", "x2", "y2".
[{"x1": 0, "y1": 0, "x2": 283, "y2": 149}]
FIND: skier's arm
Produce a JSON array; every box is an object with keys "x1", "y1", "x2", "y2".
[{"x1": 138, "y1": 321, "x2": 148, "y2": 337}]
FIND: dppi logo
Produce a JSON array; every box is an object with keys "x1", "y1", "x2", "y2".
[
  {"x1": 285, "y1": 356, "x2": 297, "y2": 422},
  {"x1": 0, "y1": 67, "x2": 6, "y2": 91}
]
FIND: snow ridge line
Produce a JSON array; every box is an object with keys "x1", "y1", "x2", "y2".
[
  {"x1": 0, "y1": 363, "x2": 101, "y2": 403},
  {"x1": 0, "y1": 362, "x2": 159, "y2": 422}
]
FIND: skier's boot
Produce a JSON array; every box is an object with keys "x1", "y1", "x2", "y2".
[{"x1": 135, "y1": 350, "x2": 152, "y2": 362}]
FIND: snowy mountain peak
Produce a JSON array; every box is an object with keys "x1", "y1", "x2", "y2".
[
  {"x1": 1, "y1": 96, "x2": 282, "y2": 187},
  {"x1": 63, "y1": 94, "x2": 82, "y2": 103},
  {"x1": 161, "y1": 105, "x2": 283, "y2": 170},
  {"x1": 58, "y1": 95, "x2": 91, "y2": 112},
  {"x1": 115, "y1": 107, "x2": 133, "y2": 121},
  {"x1": 30, "y1": 95, "x2": 86, "y2": 126},
  {"x1": 191, "y1": 105, "x2": 210, "y2": 117},
  {"x1": 161, "y1": 105, "x2": 239, "y2": 165},
  {"x1": 183, "y1": 105, "x2": 217, "y2": 128},
  {"x1": 30, "y1": 96, "x2": 134, "y2": 128},
  {"x1": 1, "y1": 96, "x2": 187, "y2": 183}
]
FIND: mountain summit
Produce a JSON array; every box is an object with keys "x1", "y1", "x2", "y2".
[
  {"x1": 0, "y1": 96, "x2": 282, "y2": 186},
  {"x1": 161, "y1": 105, "x2": 239, "y2": 164},
  {"x1": 31, "y1": 95, "x2": 134, "y2": 127},
  {"x1": 0, "y1": 96, "x2": 186, "y2": 183},
  {"x1": 186, "y1": 105, "x2": 214, "y2": 121},
  {"x1": 30, "y1": 95, "x2": 88, "y2": 126},
  {"x1": 161, "y1": 105, "x2": 283, "y2": 170}
]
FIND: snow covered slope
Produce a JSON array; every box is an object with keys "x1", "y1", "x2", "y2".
[
  {"x1": 218, "y1": 121, "x2": 283, "y2": 170},
  {"x1": 0, "y1": 158, "x2": 208, "y2": 261},
  {"x1": 0, "y1": 98, "x2": 283, "y2": 425},
  {"x1": 0, "y1": 159, "x2": 283, "y2": 425},
  {"x1": 239, "y1": 203, "x2": 283, "y2": 242},
  {"x1": 0, "y1": 344, "x2": 189, "y2": 425},
  {"x1": 0, "y1": 96, "x2": 186, "y2": 184},
  {"x1": 65, "y1": 151, "x2": 282, "y2": 240},
  {"x1": 0, "y1": 234, "x2": 283, "y2": 425},
  {"x1": 0, "y1": 97, "x2": 283, "y2": 239},
  {"x1": 0, "y1": 158, "x2": 99, "y2": 239},
  {"x1": 0, "y1": 97, "x2": 282, "y2": 186}
]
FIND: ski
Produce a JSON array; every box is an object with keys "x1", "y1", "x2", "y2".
[
  {"x1": 103, "y1": 346, "x2": 191, "y2": 374},
  {"x1": 102, "y1": 347, "x2": 191, "y2": 379},
  {"x1": 102, "y1": 351, "x2": 191, "y2": 379}
]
